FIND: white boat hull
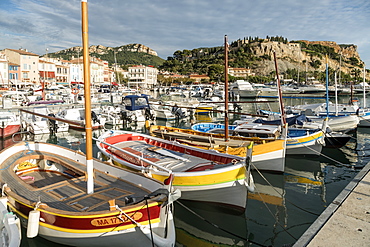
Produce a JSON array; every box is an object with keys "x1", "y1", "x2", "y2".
[
  {"x1": 16, "y1": 209, "x2": 175, "y2": 247},
  {"x1": 252, "y1": 149, "x2": 285, "y2": 172},
  {"x1": 176, "y1": 180, "x2": 248, "y2": 210},
  {"x1": 303, "y1": 115, "x2": 359, "y2": 132}
]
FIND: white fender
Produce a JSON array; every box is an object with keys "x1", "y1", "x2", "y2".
[{"x1": 27, "y1": 210, "x2": 40, "y2": 238}]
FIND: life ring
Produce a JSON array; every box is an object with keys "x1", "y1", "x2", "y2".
[{"x1": 72, "y1": 88, "x2": 79, "y2": 95}]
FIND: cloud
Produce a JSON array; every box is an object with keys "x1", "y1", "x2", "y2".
[{"x1": 1, "y1": 0, "x2": 370, "y2": 66}]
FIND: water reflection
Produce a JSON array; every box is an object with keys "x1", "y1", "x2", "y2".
[
  {"x1": 174, "y1": 201, "x2": 250, "y2": 246},
  {"x1": 0, "y1": 134, "x2": 22, "y2": 149}
]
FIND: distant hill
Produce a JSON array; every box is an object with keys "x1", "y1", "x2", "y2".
[
  {"x1": 47, "y1": 37, "x2": 367, "y2": 83},
  {"x1": 47, "y1": 44, "x2": 165, "y2": 68},
  {"x1": 159, "y1": 36, "x2": 367, "y2": 83}
]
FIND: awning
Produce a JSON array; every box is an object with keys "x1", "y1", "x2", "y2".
[
  {"x1": 71, "y1": 81, "x2": 84, "y2": 84},
  {"x1": 111, "y1": 82, "x2": 119, "y2": 86}
]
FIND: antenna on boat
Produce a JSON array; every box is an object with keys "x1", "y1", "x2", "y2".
[
  {"x1": 224, "y1": 35, "x2": 229, "y2": 142},
  {"x1": 81, "y1": 0, "x2": 94, "y2": 194}
]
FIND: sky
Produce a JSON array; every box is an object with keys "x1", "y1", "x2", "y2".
[{"x1": 1, "y1": 0, "x2": 370, "y2": 68}]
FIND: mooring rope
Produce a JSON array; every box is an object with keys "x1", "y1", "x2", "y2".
[{"x1": 176, "y1": 200, "x2": 269, "y2": 247}]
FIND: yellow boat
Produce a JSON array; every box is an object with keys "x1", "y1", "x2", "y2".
[
  {"x1": 149, "y1": 125, "x2": 287, "y2": 172},
  {"x1": 96, "y1": 130, "x2": 255, "y2": 213}
]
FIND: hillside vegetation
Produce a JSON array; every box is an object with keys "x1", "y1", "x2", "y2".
[
  {"x1": 48, "y1": 44, "x2": 165, "y2": 68},
  {"x1": 48, "y1": 36, "x2": 368, "y2": 84}
]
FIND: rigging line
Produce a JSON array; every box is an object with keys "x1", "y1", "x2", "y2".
[
  {"x1": 252, "y1": 185, "x2": 298, "y2": 241},
  {"x1": 175, "y1": 200, "x2": 268, "y2": 247},
  {"x1": 145, "y1": 197, "x2": 155, "y2": 247},
  {"x1": 315, "y1": 130, "x2": 353, "y2": 167},
  {"x1": 318, "y1": 151, "x2": 352, "y2": 168},
  {"x1": 251, "y1": 163, "x2": 320, "y2": 217}
]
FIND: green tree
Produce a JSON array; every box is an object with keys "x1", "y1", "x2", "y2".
[{"x1": 207, "y1": 64, "x2": 224, "y2": 82}]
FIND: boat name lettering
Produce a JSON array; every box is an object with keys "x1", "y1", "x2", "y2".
[{"x1": 91, "y1": 213, "x2": 143, "y2": 227}]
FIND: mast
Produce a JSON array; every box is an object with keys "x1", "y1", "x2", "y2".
[
  {"x1": 224, "y1": 35, "x2": 229, "y2": 141},
  {"x1": 334, "y1": 71, "x2": 338, "y2": 116},
  {"x1": 363, "y1": 66, "x2": 366, "y2": 108},
  {"x1": 81, "y1": 0, "x2": 94, "y2": 194},
  {"x1": 325, "y1": 54, "x2": 329, "y2": 117},
  {"x1": 273, "y1": 51, "x2": 286, "y2": 126}
]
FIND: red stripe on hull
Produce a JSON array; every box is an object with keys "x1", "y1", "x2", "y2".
[
  {"x1": 103, "y1": 133, "x2": 238, "y2": 165},
  {"x1": 11, "y1": 199, "x2": 161, "y2": 231}
]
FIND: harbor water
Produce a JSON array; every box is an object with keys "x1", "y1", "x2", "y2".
[{"x1": 4, "y1": 94, "x2": 370, "y2": 247}]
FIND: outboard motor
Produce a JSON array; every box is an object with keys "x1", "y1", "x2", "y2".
[
  {"x1": 144, "y1": 107, "x2": 155, "y2": 121},
  {"x1": 91, "y1": 111, "x2": 100, "y2": 124},
  {"x1": 47, "y1": 113, "x2": 58, "y2": 134},
  {"x1": 120, "y1": 110, "x2": 132, "y2": 123}
]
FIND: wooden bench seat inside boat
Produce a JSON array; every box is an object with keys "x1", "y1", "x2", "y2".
[
  {"x1": 1, "y1": 151, "x2": 152, "y2": 213},
  {"x1": 108, "y1": 140, "x2": 226, "y2": 172}
]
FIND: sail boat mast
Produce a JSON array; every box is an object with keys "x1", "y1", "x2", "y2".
[
  {"x1": 325, "y1": 54, "x2": 329, "y2": 117},
  {"x1": 273, "y1": 51, "x2": 286, "y2": 125},
  {"x1": 224, "y1": 35, "x2": 229, "y2": 141},
  {"x1": 363, "y1": 66, "x2": 366, "y2": 108},
  {"x1": 81, "y1": 0, "x2": 94, "y2": 194}
]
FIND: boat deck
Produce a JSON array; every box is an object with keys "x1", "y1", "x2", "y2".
[
  {"x1": 151, "y1": 130, "x2": 253, "y2": 147},
  {"x1": 110, "y1": 141, "x2": 229, "y2": 172},
  {"x1": 1, "y1": 150, "x2": 151, "y2": 213}
]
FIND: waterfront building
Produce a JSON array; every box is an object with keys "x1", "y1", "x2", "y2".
[
  {"x1": 8, "y1": 63, "x2": 20, "y2": 87},
  {"x1": 228, "y1": 67, "x2": 255, "y2": 78},
  {"x1": 38, "y1": 59, "x2": 56, "y2": 86},
  {"x1": 128, "y1": 65, "x2": 158, "y2": 89},
  {"x1": 3, "y1": 48, "x2": 40, "y2": 85},
  {"x1": 189, "y1": 74, "x2": 210, "y2": 83},
  {"x1": 0, "y1": 53, "x2": 9, "y2": 87}
]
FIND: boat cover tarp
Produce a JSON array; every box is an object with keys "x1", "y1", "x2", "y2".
[
  {"x1": 253, "y1": 114, "x2": 311, "y2": 126},
  {"x1": 123, "y1": 95, "x2": 150, "y2": 111}
]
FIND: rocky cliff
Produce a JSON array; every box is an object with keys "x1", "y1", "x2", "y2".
[{"x1": 238, "y1": 39, "x2": 363, "y2": 77}]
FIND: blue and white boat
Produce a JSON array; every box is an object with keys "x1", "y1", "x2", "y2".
[{"x1": 191, "y1": 116, "x2": 326, "y2": 156}]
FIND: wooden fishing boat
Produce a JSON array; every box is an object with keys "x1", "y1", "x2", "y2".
[
  {"x1": 96, "y1": 130, "x2": 255, "y2": 213},
  {"x1": 191, "y1": 122, "x2": 325, "y2": 156},
  {"x1": 0, "y1": 1, "x2": 178, "y2": 246},
  {"x1": 149, "y1": 124, "x2": 286, "y2": 172},
  {"x1": 0, "y1": 141, "x2": 178, "y2": 247}
]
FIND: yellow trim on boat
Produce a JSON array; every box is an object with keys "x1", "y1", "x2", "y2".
[
  {"x1": 287, "y1": 131, "x2": 323, "y2": 144},
  {"x1": 211, "y1": 139, "x2": 284, "y2": 157},
  {"x1": 152, "y1": 166, "x2": 247, "y2": 186}
]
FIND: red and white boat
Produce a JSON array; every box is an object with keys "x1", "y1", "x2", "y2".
[
  {"x1": 96, "y1": 130, "x2": 255, "y2": 213},
  {"x1": 0, "y1": 112, "x2": 21, "y2": 138}
]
